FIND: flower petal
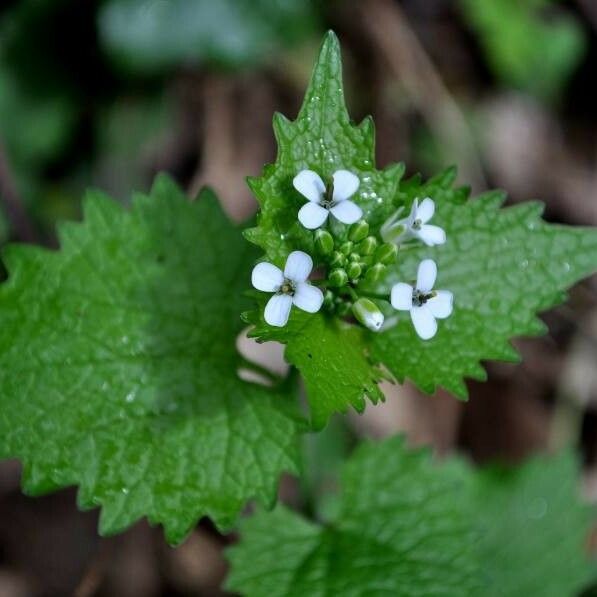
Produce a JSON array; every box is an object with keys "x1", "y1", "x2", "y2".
[
  {"x1": 411, "y1": 305, "x2": 437, "y2": 340},
  {"x1": 417, "y1": 224, "x2": 446, "y2": 246},
  {"x1": 332, "y1": 170, "x2": 360, "y2": 201},
  {"x1": 251, "y1": 262, "x2": 283, "y2": 292},
  {"x1": 293, "y1": 282, "x2": 323, "y2": 313},
  {"x1": 417, "y1": 197, "x2": 435, "y2": 223},
  {"x1": 293, "y1": 170, "x2": 325, "y2": 203},
  {"x1": 298, "y1": 202, "x2": 329, "y2": 229},
  {"x1": 428, "y1": 290, "x2": 453, "y2": 319},
  {"x1": 330, "y1": 200, "x2": 362, "y2": 225},
  {"x1": 417, "y1": 259, "x2": 437, "y2": 292},
  {"x1": 390, "y1": 282, "x2": 413, "y2": 311},
  {"x1": 284, "y1": 251, "x2": 313, "y2": 282},
  {"x1": 264, "y1": 294, "x2": 293, "y2": 327}
]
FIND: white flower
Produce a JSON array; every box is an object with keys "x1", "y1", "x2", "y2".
[
  {"x1": 251, "y1": 251, "x2": 324, "y2": 327},
  {"x1": 381, "y1": 197, "x2": 446, "y2": 247},
  {"x1": 390, "y1": 259, "x2": 453, "y2": 340},
  {"x1": 293, "y1": 169, "x2": 363, "y2": 229}
]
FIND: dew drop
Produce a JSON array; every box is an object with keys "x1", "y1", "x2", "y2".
[
  {"x1": 562, "y1": 262, "x2": 571, "y2": 272},
  {"x1": 520, "y1": 259, "x2": 529, "y2": 269}
]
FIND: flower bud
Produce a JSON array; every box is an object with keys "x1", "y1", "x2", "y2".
[
  {"x1": 358, "y1": 236, "x2": 377, "y2": 256},
  {"x1": 348, "y1": 220, "x2": 369, "y2": 242},
  {"x1": 323, "y1": 290, "x2": 335, "y2": 309},
  {"x1": 315, "y1": 229, "x2": 334, "y2": 255},
  {"x1": 346, "y1": 261, "x2": 362, "y2": 280},
  {"x1": 352, "y1": 298, "x2": 384, "y2": 331},
  {"x1": 374, "y1": 242, "x2": 398, "y2": 265},
  {"x1": 339, "y1": 241, "x2": 353, "y2": 256},
  {"x1": 364, "y1": 263, "x2": 386, "y2": 283},
  {"x1": 330, "y1": 251, "x2": 345, "y2": 267},
  {"x1": 349, "y1": 252, "x2": 360, "y2": 262},
  {"x1": 328, "y1": 268, "x2": 348, "y2": 287}
]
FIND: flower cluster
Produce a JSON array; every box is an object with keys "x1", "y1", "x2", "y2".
[{"x1": 251, "y1": 169, "x2": 453, "y2": 340}]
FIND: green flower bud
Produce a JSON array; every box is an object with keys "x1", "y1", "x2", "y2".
[
  {"x1": 315, "y1": 229, "x2": 334, "y2": 255},
  {"x1": 348, "y1": 220, "x2": 370, "y2": 242},
  {"x1": 339, "y1": 241, "x2": 353, "y2": 256},
  {"x1": 364, "y1": 263, "x2": 386, "y2": 283},
  {"x1": 330, "y1": 251, "x2": 345, "y2": 267},
  {"x1": 349, "y1": 252, "x2": 361, "y2": 262},
  {"x1": 375, "y1": 242, "x2": 398, "y2": 265},
  {"x1": 323, "y1": 290, "x2": 335, "y2": 308},
  {"x1": 328, "y1": 268, "x2": 348, "y2": 287},
  {"x1": 358, "y1": 236, "x2": 378, "y2": 256},
  {"x1": 352, "y1": 298, "x2": 384, "y2": 331},
  {"x1": 346, "y1": 261, "x2": 362, "y2": 280}
]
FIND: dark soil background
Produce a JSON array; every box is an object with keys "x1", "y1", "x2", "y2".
[{"x1": 1, "y1": 0, "x2": 596, "y2": 595}]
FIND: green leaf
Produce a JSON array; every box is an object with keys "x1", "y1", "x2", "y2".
[
  {"x1": 226, "y1": 437, "x2": 593, "y2": 596},
  {"x1": 226, "y1": 436, "x2": 480, "y2": 596},
  {"x1": 245, "y1": 309, "x2": 384, "y2": 430},
  {"x1": 459, "y1": 0, "x2": 586, "y2": 102},
  {"x1": 472, "y1": 451, "x2": 593, "y2": 596},
  {"x1": 245, "y1": 31, "x2": 402, "y2": 427},
  {"x1": 98, "y1": 0, "x2": 319, "y2": 74},
  {"x1": 0, "y1": 176, "x2": 304, "y2": 544},
  {"x1": 245, "y1": 30, "x2": 405, "y2": 267},
  {"x1": 371, "y1": 191, "x2": 597, "y2": 397}
]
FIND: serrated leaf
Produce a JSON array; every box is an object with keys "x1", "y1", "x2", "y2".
[
  {"x1": 371, "y1": 192, "x2": 597, "y2": 397},
  {"x1": 0, "y1": 176, "x2": 304, "y2": 544},
  {"x1": 245, "y1": 31, "x2": 405, "y2": 267},
  {"x1": 226, "y1": 436, "x2": 480, "y2": 596},
  {"x1": 246, "y1": 309, "x2": 384, "y2": 430},
  {"x1": 226, "y1": 438, "x2": 593, "y2": 597},
  {"x1": 245, "y1": 31, "x2": 403, "y2": 427}
]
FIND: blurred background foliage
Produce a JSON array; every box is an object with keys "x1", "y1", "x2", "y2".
[{"x1": 1, "y1": 0, "x2": 597, "y2": 595}]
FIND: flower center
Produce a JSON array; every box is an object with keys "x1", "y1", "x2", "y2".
[
  {"x1": 321, "y1": 178, "x2": 337, "y2": 210},
  {"x1": 412, "y1": 289, "x2": 435, "y2": 307},
  {"x1": 412, "y1": 218, "x2": 422, "y2": 231},
  {"x1": 278, "y1": 278, "x2": 296, "y2": 296}
]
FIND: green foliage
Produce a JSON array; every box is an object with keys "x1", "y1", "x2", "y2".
[
  {"x1": 246, "y1": 31, "x2": 597, "y2": 427},
  {"x1": 472, "y1": 453, "x2": 593, "y2": 596},
  {"x1": 244, "y1": 309, "x2": 384, "y2": 430},
  {"x1": 227, "y1": 437, "x2": 593, "y2": 596},
  {"x1": 0, "y1": 177, "x2": 304, "y2": 544},
  {"x1": 226, "y1": 436, "x2": 480, "y2": 596},
  {"x1": 371, "y1": 188, "x2": 597, "y2": 397},
  {"x1": 244, "y1": 32, "x2": 405, "y2": 267},
  {"x1": 460, "y1": 0, "x2": 586, "y2": 102},
  {"x1": 98, "y1": 0, "x2": 320, "y2": 74}
]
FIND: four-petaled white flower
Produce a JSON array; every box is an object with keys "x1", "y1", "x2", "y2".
[
  {"x1": 252, "y1": 251, "x2": 323, "y2": 327},
  {"x1": 293, "y1": 169, "x2": 363, "y2": 229},
  {"x1": 390, "y1": 259, "x2": 453, "y2": 340},
  {"x1": 382, "y1": 197, "x2": 446, "y2": 247}
]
